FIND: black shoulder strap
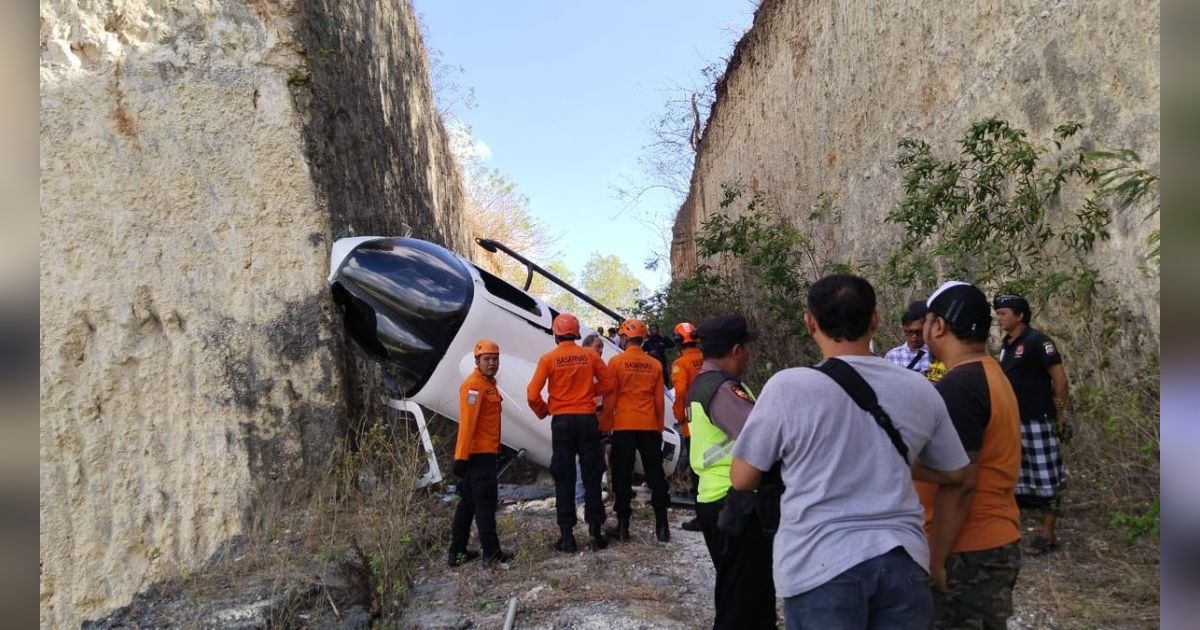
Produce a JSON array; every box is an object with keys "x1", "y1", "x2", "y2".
[
  {"x1": 905, "y1": 349, "x2": 926, "y2": 371},
  {"x1": 807, "y1": 358, "x2": 910, "y2": 463},
  {"x1": 687, "y1": 371, "x2": 732, "y2": 419}
]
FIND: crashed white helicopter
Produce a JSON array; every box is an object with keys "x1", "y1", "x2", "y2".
[{"x1": 328, "y1": 235, "x2": 682, "y2": 487}]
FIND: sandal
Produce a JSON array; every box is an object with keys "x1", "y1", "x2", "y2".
[{"x1": 1029, "y1": 535, "x2": 1058, "y2": 555}]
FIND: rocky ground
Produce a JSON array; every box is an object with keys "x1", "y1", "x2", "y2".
[
  {"x1": 392, "y1": 491, "x2": 1159, "y2": 629},
  {"x1": 83, "y1": 484, "x2": 1158, "y2": 629}
]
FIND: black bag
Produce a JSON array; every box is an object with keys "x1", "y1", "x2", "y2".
[
  {"x1": 717, "y1": 461, "x2": 784, "y2": 539},
  {"x1": 808, "y1": 357, "x2": 909, "y2": 463}
]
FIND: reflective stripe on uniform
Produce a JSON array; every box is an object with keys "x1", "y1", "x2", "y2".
[{"x1": 702, "y1": 438, "x2": 734, "y2": 468}]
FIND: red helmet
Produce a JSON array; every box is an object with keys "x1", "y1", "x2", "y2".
[
  {"x1": 673, "y1": 322, "x2": 699, "y2": 345},
  {"x1": 552, "y1": 313, "x2": 581, "y2": 338},
  {"x1": 619, "y1": 319, "x2": 648, "y2": 339}
]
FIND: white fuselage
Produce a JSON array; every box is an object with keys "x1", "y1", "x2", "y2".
[{"x1": 329, "y1": 236, "x2": 680, "y2": 475}]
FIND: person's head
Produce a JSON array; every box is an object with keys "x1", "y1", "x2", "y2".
[
  {"x1": 924, "y1": 281, "x2": 992, "y2": 357},
  {"x1": 649, "y1": 323, "x2": 660, "y2": 336},
  {"x1": 553, "y1": 313, "x2": 581, "y2": 344},
  {"x1": 901, "y1": 300, "x2": 928, "y2": 350},
  {"x1": 581, "y1": 333, "x2": 604, "y2": 355},
  {"x1": 804, "y1": 274, "x2": 879, "y2": 350},
  {"x1": 672, "y1": 321, "x2": 699, "y2": 347},
  {"x1": 697, "y1": 314, "x2": 756, "y2": 377},
  {"x1": 992, "y1": 294, "x2": 1031, "y2": 332},
  {"x1": 607, "y1": 326, "x2": 618, "y2": 337},
  {"x1": 619, "y1": 319, "x2": 647, "y2": 347},
  {"x1": 473, "y1": 339, "x2": 500, "y2": 377}
]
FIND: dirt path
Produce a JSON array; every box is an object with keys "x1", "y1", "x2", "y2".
[
  {"x1": 395, "y1": 495, "x2": 1158, "y2": 629},
  {"x1": 397, "y1": 498, "x2": 716, "y2": 629}
]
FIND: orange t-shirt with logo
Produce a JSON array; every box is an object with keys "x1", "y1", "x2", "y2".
[
  {"x1": 671, "y1": 346, "x2": 705, "y2": 438},
  {"x1": 916, "y1": 356, "x2": 1021, "y2": 552},
  {"x1": 527, "y1": 340, "x2": 616, "y2": 418},
  {"x1": 456, "y1": 368, "x2": 503, "y2": 460},
  {"x1": 605, "y1": 345, "x2": 665, "y2": 432}
]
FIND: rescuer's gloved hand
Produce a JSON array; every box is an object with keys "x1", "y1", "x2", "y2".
[{"x1": 453, "y1": 460, "x2": 469, "y2": 478}]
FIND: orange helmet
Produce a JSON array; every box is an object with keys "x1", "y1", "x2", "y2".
[
  {"x1": 473, "y1": 339, "x2": 500, "y2": 357},
  {"x1": 619, "y1": 319, "x2": 648, "y2": 339},
  {"x1": 552, "y1": 313, "x2": 581, "y2": 338},
  {"x1": 673, "y1": 322, "x2": 699, "y2": 345}
]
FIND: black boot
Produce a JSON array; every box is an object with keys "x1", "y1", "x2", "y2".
[
  {"x1": 617, "y1": 516, "x2": 631, "y2": 542},
  {"x1": 680, "y1": 516, "x2": 702, "y2": 532},
  {"x1": 483, "y1": 550, "x2": 515, "y2": 567},
  {"x1": 655, "y1": 509, "x2": 670, "y2": 542},
  {"x1": 447, "y1": 548, "x2": 480, "y2": 567},
  {"x1": 588, "y1": 523, "x2": 609, "y2": 550},
  {"x1": 553, "y1": 527, "x2": 578, "y2": 553}
]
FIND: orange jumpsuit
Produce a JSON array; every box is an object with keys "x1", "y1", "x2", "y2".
[
  {"x1": 606, "y1": 345, "x2": 670, "y2": 519},
  {"x1": 456, "y1": 368, "x2": 503, "y2": 460},
  {"x1": 526, "y1": 340, "x2": 616, "y2": 418},
  {"x1": 450, "y1": 367, "x2": 505, "y2": 561},
  {"x1": 526, "y1": 339, "x2": 617, "y2": 528},
  {"x1": 606, "y1": 345, "x2": 665, "y2": 432},
  {"x1": 671, "y1": 346, "x2": 705, "y2": 438}
]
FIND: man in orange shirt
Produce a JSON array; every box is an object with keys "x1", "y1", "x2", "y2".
[
  {"x1": 919, "y1": 281, "x2": 1022, "y2": 628},
  {"x1": 605, "y1": 319, "x2": 670, "y2": 542},
  {"x1": 527, "y1": 313, "x2": 617, "y2": 552},
  {"x1": 670, "y1": 321, "x2": 704, "y2": 532},
  {"x1": 448, "y1": 340, "x2": 514, "y2": 568}
]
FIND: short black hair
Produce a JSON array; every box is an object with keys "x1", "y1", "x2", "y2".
[
  {"x1": 805, "y1": 274, "x2": 876, "y2": 342},
  {"x1": 901, "y1": 300, "x2": 928, "y2": 326}
]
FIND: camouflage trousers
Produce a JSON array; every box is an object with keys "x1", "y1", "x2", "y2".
[{"x1": 932, "y1": 541, "x2": 1021, "y2": 630}]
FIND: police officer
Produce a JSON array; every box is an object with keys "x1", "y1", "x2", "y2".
[
  {"x1": 527, "y1": 313, "x2": 617, "y2": 552},
  {"x1": 606, "y1": 319, "x2": 670, "y2": 542},
  {"x1": 670, "y1": 321, "x2": 704, "y2": 532},
  {"x1": 688, "y1": 315, "x2": 775, "y2": 629},
  {"x1": 448, "y1": 340, "x2": 514, "y2": 567}
]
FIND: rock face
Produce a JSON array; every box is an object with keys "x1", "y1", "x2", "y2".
[
  {"x1": 39, "y1": 1, "x2": 468, "y2": 626},
  {"x1": 672, "y1": 0, "x2": 1159, "y2": 328}
]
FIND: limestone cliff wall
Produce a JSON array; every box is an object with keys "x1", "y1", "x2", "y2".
[
  {"x1": 39, "y1": 1, "x2": 468, "y2": 626},
  {"x1": 672, "y1": 0, "x2": 1159, "y2": 330}
]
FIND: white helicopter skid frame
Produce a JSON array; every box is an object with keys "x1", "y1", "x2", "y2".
[{"x1": 328, "y1": 235, "x2": 681, "y2": 486}]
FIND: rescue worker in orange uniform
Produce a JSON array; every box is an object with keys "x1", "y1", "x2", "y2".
[
  {"x1": 448, "y1": 340, "x2": 514, "y2": 568},
  {"x1": 602, "y1": 319, "x2": 671, "y2": 542},
  {"x1": 527, "y1": 313, "x2": 617, "y2": 552},
  {"x1": 671, "y1": 321, "x2": 705, "y2": 532}
]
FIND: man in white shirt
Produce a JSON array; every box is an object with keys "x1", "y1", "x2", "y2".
[{"x1": 884, "y1": 300, "x2": 932, "y2": 374}]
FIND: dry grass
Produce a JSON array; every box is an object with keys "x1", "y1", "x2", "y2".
[{"x1": 1013, "y1": 503, "x2": 1159, "y2": 629}]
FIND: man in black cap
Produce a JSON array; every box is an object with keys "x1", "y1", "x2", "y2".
[
  {"x1": 993, "y1": 293, "x2": 1070, "y2": 555},
  {"x1": 921, "y1": 282, "x2": 1022, "y2": 628},
  {"x1": 686, "y1": 314, "x2": 776, "y2": 629}
]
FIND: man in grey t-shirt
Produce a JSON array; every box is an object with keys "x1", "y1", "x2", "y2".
[{"x1": 731, "y1": 274, "x2": 970, "y2": 630}]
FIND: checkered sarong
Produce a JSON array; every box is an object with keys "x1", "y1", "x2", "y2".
[{"x1": 1016, "y1": 415, "x2": 1065, "y2": 497}]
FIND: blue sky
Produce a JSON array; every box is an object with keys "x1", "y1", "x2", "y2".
[{"x1": 413, "y1": 2, "x2": 756, "y2": 291}]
